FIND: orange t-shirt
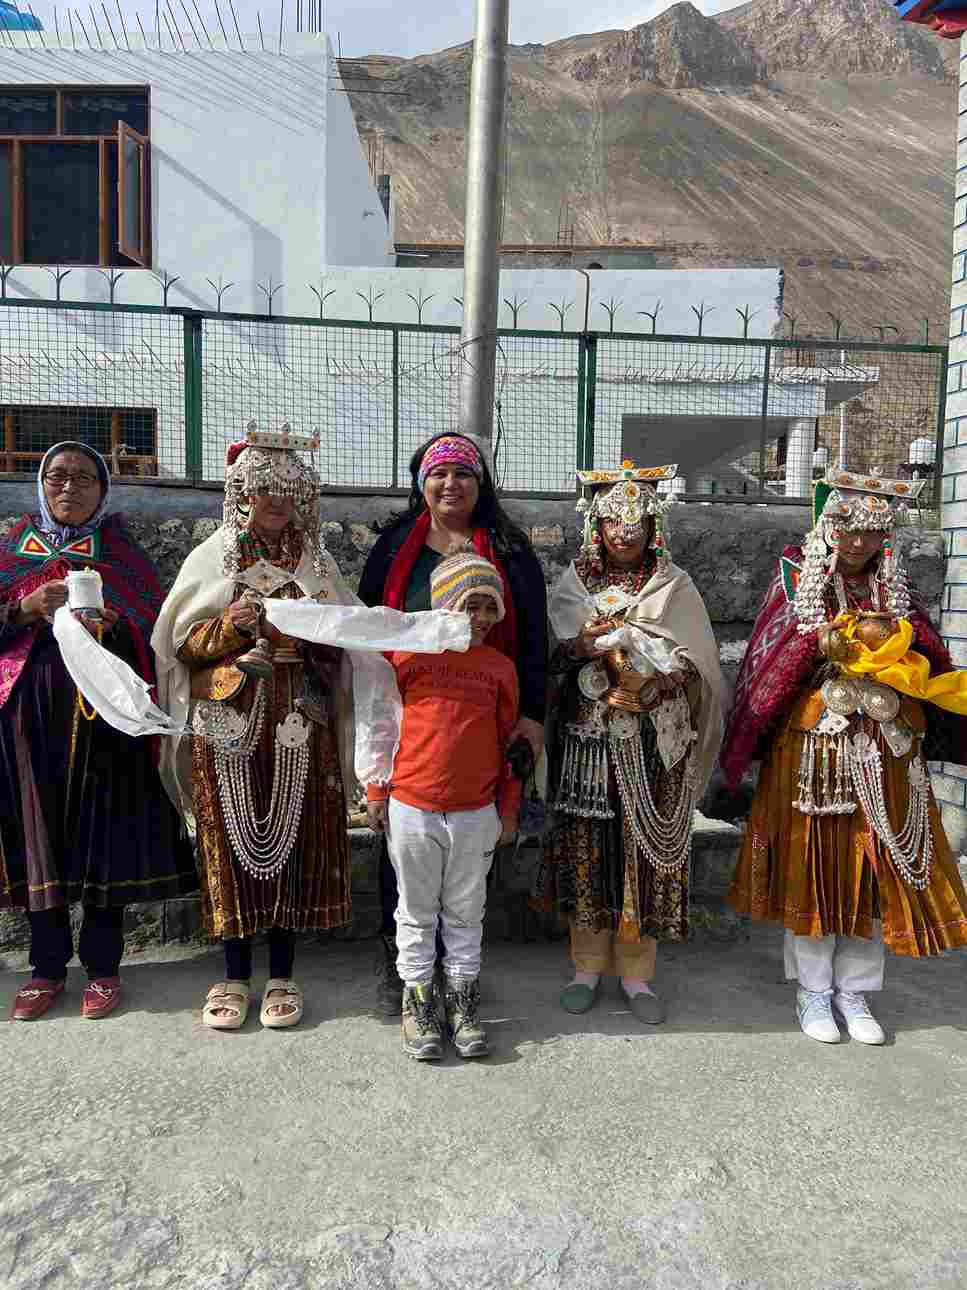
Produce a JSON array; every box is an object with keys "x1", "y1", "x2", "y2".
[{"x1": 367, "y1": 643, "x2": 522, "y2": 825}]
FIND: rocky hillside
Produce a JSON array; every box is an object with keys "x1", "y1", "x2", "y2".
[{"x1": 345, "y1": 0, "x2": 960, "y2": 335}]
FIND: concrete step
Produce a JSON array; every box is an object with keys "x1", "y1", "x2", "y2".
[{"x1": 0, "y1": 816, "x2": 746, "y2": 963}]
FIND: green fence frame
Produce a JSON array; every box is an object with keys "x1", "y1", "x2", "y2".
[{"x1": 0, "y1": 297, "x2": 949, "y2": 502}]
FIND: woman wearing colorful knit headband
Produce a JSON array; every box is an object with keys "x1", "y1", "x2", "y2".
[
  {"x1": 359, "y1": 432, "x2": 548, "y2": 1014},
  {"x1": 722, "y1": 471, "x2": 967, "y2": 1045},
  {"x1": 534, "y1": 462, "x2": 724, "y2": 1024}
]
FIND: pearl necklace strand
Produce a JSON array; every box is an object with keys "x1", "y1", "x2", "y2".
[
  {"x1": 611, "y1": 735, "x2": 696, "y2": 877},
  {"x1": 847, "y1": 734, "x2": 933, "y2": 891},
  {"x1": 209, "y1": 680, "x2": 311, "y2": 880}
]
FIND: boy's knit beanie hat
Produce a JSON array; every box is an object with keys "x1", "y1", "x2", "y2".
[{"x1": 430, "y1": 550, "x2": 505, "y2": 621}]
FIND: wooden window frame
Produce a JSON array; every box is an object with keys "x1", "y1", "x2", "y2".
[
  {"x1": 117, "y1": 121, "x2": 150, "y2": 267},
  {"x1": 0, "y1": 85, "x2": 150, "y2": 268},
  {"x1": 1, "y1": 403, "x2": 159, "y2": 477}
]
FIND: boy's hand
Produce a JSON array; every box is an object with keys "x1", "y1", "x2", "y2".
[
  {"x1": 499, "y1": 819, "x2": 518, "y2": 847},
  {"x1": 367, "y1": 801, "x2": 388, "y2": 834}
]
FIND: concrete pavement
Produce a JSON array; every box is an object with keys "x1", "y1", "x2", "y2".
[{"x1": 1, "y1": 929, "x2": 966, "y2": 1289}]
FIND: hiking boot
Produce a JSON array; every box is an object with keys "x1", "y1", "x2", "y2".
[
  {"x1": 401, "y1": 983, "x2": 444, "y2": 1061},
  {"x1": 444, "y1": 976, "x2": 489, "y2": 1058},
  {"x1": 374, "y1": 934, "x2": 404, "y2": 1016}
]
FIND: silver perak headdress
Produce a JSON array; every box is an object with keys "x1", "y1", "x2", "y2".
[{"x1": 223, "y1": 420, "x2": 324, "y2": 578}]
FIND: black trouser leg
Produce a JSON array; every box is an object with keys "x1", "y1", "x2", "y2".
[
  {"x1": 267, "y1": 928, "x2": 296, "y2": 980},
  {"x1": 27, "y1": 907, "x2": 73, "y2": 981},
  {"x1": 78, "y1": 906, "x2": 125, "y2": 979},
  {"x1": 224, "y1": 930, "x2": 295, "y2": 981},
  {"x1": 224, "y1": 937, "x2": 253, "y2": 982}
]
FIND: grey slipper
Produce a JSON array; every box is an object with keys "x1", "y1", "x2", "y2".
[
  {"x1": 622, "y1": 987, "x2": 666, "y2": 1025},
  {"x1": 560, "y1": 982, "x2": 599, "y2": 1014}
]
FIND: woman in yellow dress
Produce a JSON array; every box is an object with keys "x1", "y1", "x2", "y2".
[{"x1": 722, "y1": 470, "x2": 967, "y2": 1045}]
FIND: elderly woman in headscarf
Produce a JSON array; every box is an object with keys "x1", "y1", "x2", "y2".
[
  {"x1": 0, "y1": 442, "x2": 196, "y2": 1021},
  {"x1": 152, "y1": 424, "x2": 358, "y2": 1031},
  {"x1": 722, "y1": 469, "x2": 967, "y2": 1046},
  {"x1": 359, "y1": 431, "x2": 549, "y2": 1013},
  {"x1": 534, "y1": 462, "x2": 724, "y2": 1024}
]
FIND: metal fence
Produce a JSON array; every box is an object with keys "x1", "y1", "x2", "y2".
[{"x1": 0, "y1": 298, "x2": 948, "y2": 504}]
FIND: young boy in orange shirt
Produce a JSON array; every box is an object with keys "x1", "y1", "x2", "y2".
[{"x1": 366, "y1": 551, "x2": 520, "y2": 1060}]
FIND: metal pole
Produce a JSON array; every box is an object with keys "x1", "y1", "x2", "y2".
[
  {"x1": 837, "y1": 346, "x2": 848, "y2": 467},
  {"x1": 458, "y1": 0, "x2": 509, "y2": 451}
]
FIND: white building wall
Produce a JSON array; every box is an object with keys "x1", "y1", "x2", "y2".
[
  {"x1": 325, "y1": 54, "x2": 395, "y2": 267},
  {"x1": 937, "y1": 35, "x2": 967, "y2": 851},
  {"x1": 0, "y1": 265, "x2": 783, "y2": 483},
  {"x1": 0, "y1": 30, "x2": 392, "y2": 315}
]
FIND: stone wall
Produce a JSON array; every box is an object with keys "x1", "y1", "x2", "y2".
[{"x1": 0, "y1": 482, "x2": 947, "y2": 959}]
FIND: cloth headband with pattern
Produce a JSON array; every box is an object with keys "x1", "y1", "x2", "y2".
[{"x1": 417, "y1": 436, "x2": 484, "y2": 491}]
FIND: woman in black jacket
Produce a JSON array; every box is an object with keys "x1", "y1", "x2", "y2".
[{"x1": 359, "y1": 432, "x2": 549, "y2": 1012}]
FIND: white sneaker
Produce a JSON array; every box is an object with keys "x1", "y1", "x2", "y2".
[
  {"x1": 833, "y1": 991, "x2": 886, "y2": 1046},
  {"x1": 796, "y1": 987, "x2": 841, "y2": 1043}
]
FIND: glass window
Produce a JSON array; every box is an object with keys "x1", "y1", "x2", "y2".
[
  {"x1": 0, "y1": 92, "x2": 56, "y2": 135},
  {"x1": 63, "y1": 91, "x2": 148, "y2": 136},
  {"x1": 22, "y1": 142, "x2": 99, "y2": 265},
  {"x1": 0, "y1": 143, "x2": 10, "y2": 262}
]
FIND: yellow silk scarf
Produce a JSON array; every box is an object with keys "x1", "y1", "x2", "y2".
[{"x1": 838, "y1": 616, "x2": 967, "y2": 715}]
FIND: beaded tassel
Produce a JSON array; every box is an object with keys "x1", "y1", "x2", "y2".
[
  {"x1": 793, "y1": 732, "x2": 856, "y2": 816},
  {"x1": 553, "y1": 732, "x2": 614, "y2": 819}
]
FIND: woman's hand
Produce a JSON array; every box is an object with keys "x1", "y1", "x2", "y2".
[
  {"x1": 19, "y1": 580, "x2": 68, "y2": 622},
  {"x1": 226, "y1": 598, "x2": 260, "y2": 636},
  {"x1": 509, "y1": 716, "x2": 544, "y2": 761},
  {"x1": 73, "y1": 606, "x2": 119, "y2": 637},
  {"x1": 367, "y1": 801, "x2": 388, "y2": 834},
  {"x1": 571, "y1": 620, "x2": 616, "y2": 659}
]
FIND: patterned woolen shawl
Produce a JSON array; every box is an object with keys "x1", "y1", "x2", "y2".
[
  {"x1": 0, "y1": 513, "x2": 164, "y2": 711},
  {"x1": 720, "y1": 543, "x2": 963, "y2": 789}
]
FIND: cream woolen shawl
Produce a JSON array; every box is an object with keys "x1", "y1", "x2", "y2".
[
  {"x1": 548, "y1": 560, "x2": 726, "y2": 793},
  {"x1": 150, "y1": 528, "x2": 366, "y2": 818}
]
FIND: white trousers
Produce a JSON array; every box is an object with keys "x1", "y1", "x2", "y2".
[
  {"x1": 783, "y1": 923, "x2": 885, "y2": 994},
  {"x1": 387, "y1": 798, "x2": 501, "y2": 986}
]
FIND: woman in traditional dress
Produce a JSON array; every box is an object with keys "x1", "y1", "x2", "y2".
[
  {"x1": 358, "y1": 432, "x2": 549, "y2": 1013},
  {"x1": 153, "y1": 425, "x2": 355, "y2": 1030},
  {"x1": 535, "y1": 462, "x2": 724, "y2": 1023},
  {"x1": 0, "y1": 442, "x2": 196, "y2": 1021},
  {"x1": 722, "y1": 470, "x2": 967, "y2": 1045}
]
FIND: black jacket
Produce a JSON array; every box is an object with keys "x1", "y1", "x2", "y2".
[{"x1": 358, "y1": 519, "x2": 549, "y2": 724}]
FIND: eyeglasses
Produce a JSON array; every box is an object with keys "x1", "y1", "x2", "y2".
[{"x1": 43, "y1": 471, "x2": 100, "y2": 490}]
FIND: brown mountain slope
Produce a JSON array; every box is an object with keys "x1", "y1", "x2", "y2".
[{"x1": 346, "y1": 0, "x2": 959, "y2": 335}]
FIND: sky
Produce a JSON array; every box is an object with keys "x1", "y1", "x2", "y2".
[{"x1": 22, "y1": 0, "x2": 743, "y2": 59}]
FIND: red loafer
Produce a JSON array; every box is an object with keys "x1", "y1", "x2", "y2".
[
  {"x1": 82, "y1": 977, "x2": 122, "y2": 1020},
  {"x1": 10, "y1": 978, "x2": 65, "y2": 1021}
]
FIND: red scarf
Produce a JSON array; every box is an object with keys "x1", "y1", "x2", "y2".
[{"x1": 382, "y1": 511, "x2": 518, "y2": 661}]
